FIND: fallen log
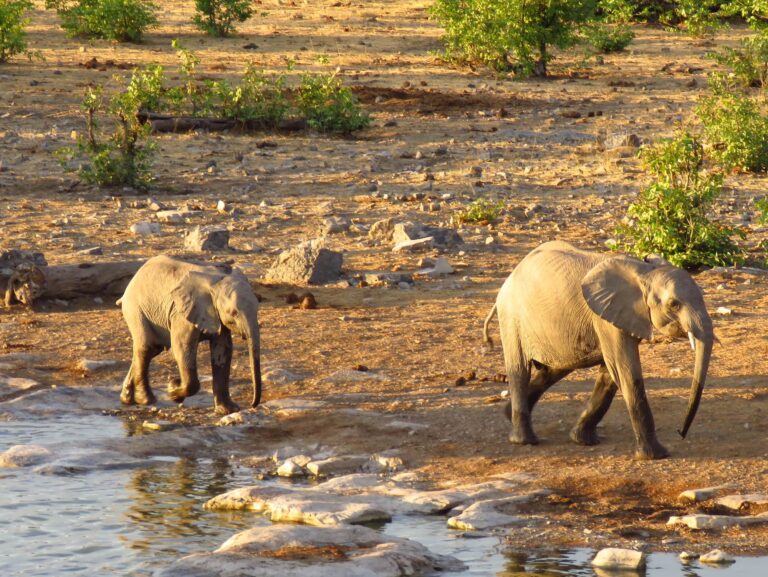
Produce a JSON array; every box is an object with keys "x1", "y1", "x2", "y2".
[{"x1": 138, "y1": 111, "x2": 307, "y2": 134}]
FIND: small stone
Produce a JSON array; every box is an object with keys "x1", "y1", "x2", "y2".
[
  {"x1": 217, "y1": 200, "x2": 230, "y2": 213},
  {"x1": 322, "y1": 216, "x2": 351, "y2": 235},
  {"x1": 77, "y1": 246, "x2": 103, "y2": 256},
  {"x1": 184, "y1": 226, "x2": 230, "y2": 251},
  {"x1": 604, "y1": 133, "x2": 642, "y2": 149},
  {"x1": 485, "y1": 236, "x2": 495, "y2": 245},
  {"x1": 678, "y1": 486, "x2": 730, "y2": 503},
  {"x1": 130, "y1": 221, "x2": 160, "y2": 236},
  {"x1": 0, "y1": 445, "x2": 52, "y2": 467},
  {"x1": 700, "y1": 550, "x2": 735, "y2": 564},
  {"x1": 592, "y1": 548, "x2": 646, "y2": 570},
  {"x1": 393, "y1": 237, "x2": 434, "y2": 252},
  {"x1": 277, "y1": 457, "x2": 309, "y2": 477},
  {"x1": 77, "y1": 359, "x2": 119, "y2": 373},
  {"x1": 142, "y1": 420, "x2": 178, "y2": 432},
  {"x1": 218, "y1": 412, "x2": 244, "y2": 426},
  {"x1": 156, "y1": 210, "x2": 185, "y2": 224},
  {"x1": 147, "y1": 197, "x2": 165, "y2": 211},
  {"x1": 300, "y1": 292, "x2": 317, "y2": 309},
  {"x1": 715, "y1": 306, "x2": 733, "y2": 315},
  {"x1": 679, "y1": 551, "x2": 698, "y2": 561},
  {"x1": 306, "y1": 456, "x2": 369, "y2": 477}
]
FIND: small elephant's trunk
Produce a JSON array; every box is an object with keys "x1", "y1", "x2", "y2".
[
  {"x1": 678, "y1": 314, "x2": 713, "y2": 438},
  {"x1": 245, "y1": 320, "x2": 263, "y2": 408}
]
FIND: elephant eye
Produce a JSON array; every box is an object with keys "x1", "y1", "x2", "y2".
[{"x1": 667, "y1": 298, "x2": 681, "y2": 311}]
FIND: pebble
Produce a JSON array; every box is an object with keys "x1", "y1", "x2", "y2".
[
  {"x1": 130, "y1": 221, "x2": 160, "y2": 236},
  {"x1": 699, "y1": 550, "x2": 735, "y2": 564}
]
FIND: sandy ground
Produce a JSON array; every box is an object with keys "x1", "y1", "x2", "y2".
[{"x1": 1, "y1": 0, "x2": 768, "y2": 555}]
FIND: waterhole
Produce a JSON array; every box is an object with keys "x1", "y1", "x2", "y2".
[{"x1": 0, "y1": 415, "x2": 765, "y2": 576}]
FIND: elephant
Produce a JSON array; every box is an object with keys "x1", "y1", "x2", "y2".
[
  {"x1": 117, "y1": 255, "x2": 263, "y2": 415},
  {"x1": 483, "y1": 241, "x2": 713, "y2": 460}
]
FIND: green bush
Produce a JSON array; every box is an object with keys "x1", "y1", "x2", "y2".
[
  {"x1": 193, "y1": 0, "x2": 252, "y2": 37},
  {"x1": 582, "y1": 22, "x2": 634, "y2": 53},
  {"x1": 215, "y1": 66, "x2": 290, "y2": 125},
  {"x1": 46, "y1": 0, "x2": 157, "y2": 42},
  {"x1": 709, "y1": 30, "x2": 768, "y2": 89},
  {"x1": 696, "y1": 78, "x2": 768, "y2": 173},
  {"x1": 456, "y1": 197, "x2": 505, "y2": 223},
  {"x1": 0, "y1": 0, "x2": 34, "y2": 63},
  {"x1": 57, "y1": 83, "x2": 155, "y2": 190},
  {"x1": 614, "y1": 132, "x2": 745, "y2": 269},
  {"x1": 297, "y1": 71, "x2": 370, "y2": 133},
  {"x1": 430, "y1": 0, "x2": 597, "y2": 76},
  {"x1": 598, "y1": 0, "x2": 726, "y2": 35}
]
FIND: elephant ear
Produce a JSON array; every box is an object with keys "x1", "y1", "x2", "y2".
[
  {"x1": 171, "y1": 272, "x2": 222, "y2": 335},
  {"x1": 581, "y1": 257, "x2": 653, "y2": 341}
]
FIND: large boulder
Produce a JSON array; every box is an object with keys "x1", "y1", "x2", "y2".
[
  {"x1": 265, "y1": 239, "x2": 343, "y2": 285},
  {"x1": 154, "y1": 524, "x2": 465, "y2": 577}
]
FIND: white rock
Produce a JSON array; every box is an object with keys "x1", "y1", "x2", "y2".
[
  {"x1": 0, "y1": 374, "x2": 41, "y2": 395},
  {"x1": 700, "y1": 549, "x2": 735, "y2": 564},
  {"x1": 365, "y1": 453, "x2": 404, "y2": 473},
  {"x1": 217, "y1": 200, "x2": 229, "y2": 213},
  {"x1": 156, "y1": 524, "x2": 465, "y2": 577},
  {"x1": 392, "y1": 236, "x2": 434, "y2": 252},
  {"x1": 716, "y1": 494, "x2": 768, "y2": 511},
  {"x1": 77, "y1": 359, "x2": 120, "y2": 373},
  {"x1": 277, "y1": 458, "x2": 308, "y2": 478},
  {"x1": 263, "y1": 367, "x2": 305, "y2": 386},
  {"x1": 715, "y1": 306, "x2": 733, "y2": 315},
  {"x1": 262, "y1": 398, "x2": 326, "y2": 417},
  {"x1": 267, "y1": 494, "x2": 391, "y2": 526},
  {"x1": 446, "y1": 495, "x2": 535, "y2": 531},
  {"x1": 217, "y1": 412, "x2": 244, "y2": 426},
  {"x1": 0, "y1": 444, "x2": 52, "y2": 467},
  {"x1": 679, "y1": 551, "x2": 698, "y2": 561},
  {"x1": 306, "y1": 456, "x2": 369, "y2": 477},
  {"x1": 592, "y1": 548, "x2": 646, "y2": 569},
  {"x1": 667, "y1": 513, "x2": 768, "y2": 530},
  {"x1": 130, "y1": 221, "x2": 160, "y2": 235},
  {"x1": 155, "y1": 210, "x2": 185, "y2": 223},
  {"x1": 678, "y1": 486, "x2": 731, "y2": 503}
]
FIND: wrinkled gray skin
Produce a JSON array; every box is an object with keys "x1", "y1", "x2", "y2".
[
  {"x1": 484, "y1": 241, "x2": 713, "y2": 460},
  {"x1": 118, "y1": 255, "x2": 263, "y2": 415}
]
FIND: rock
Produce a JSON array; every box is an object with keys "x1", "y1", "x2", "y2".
[
  {"x1": 368, "y1": 218, "x2": 396, "y2": 242},
  {"x1": 679, "y1": 551, "x2": 698, "y2": 561},
  {"x1": 77, "y1": 246, "x2": 103, "y2": 256},
  {"x1": 265, "y1": 239, "x2": 343, "y2": 285},
  {"x1": 156, "y1": 524, "x2": 465, "y2": 577},
  {"x1": 716, "y1": 494, "x2": 768, "y2": 512},
  {"x1": 147, "y1": 197, "x2": 166, "y2": 211},
  {"x1": 604, "y1": 133, "x2": 642, "y2": 149},
  {"x1": 5, "y1": 386, "x2": 116, "y2": 416},
  {"x1": 319, "y1": 369, "x2": 389, "y2": 386},
  {"x1": 322, "y1": 216, "x2": 351, "y2": 235},
  {"x1": 365, "y1": 453, "x2": 404, "y2": 473},
  {"x1": 77, "y1": 359, "x2": 120, "y2": 373},
  {"x1": 393, "y1": 237, "x2": 434, "y2": 252},
  {"x1": 447, "y1": 495, "x2": 535, "y2": 531},
  {"x1": 217, "y1": 200, "x2": 230, "y2": 213},
  {"x1": 306, "y1": 456, "x2": 369, "y2": 477},
  {"x1": 277, "y1": 458, "x2": 309, "y2": 478},
  {"x1": 363, "y1": 272, "x2": 414, "y2": 286},
  {"x1": 667, "y1": 513, "x2": 768, "y2": 530},
  {"x1": 0, "y1": 374, "x2": 41, "y2": 396},
  {"x1": 391, "y1": 222, "x2": 463, "y2": 248},
  {"x1": 678, "y1": 485, "x2": 731, "y2": 503},
  {"x1": 263, "y1": 367, "x2": 305, "y2": 386},
  {"x1": 415, "y1": 257, "x2": 454, "y2": 277},
  {"x1": 715, "y1": 306, "x2": 733, "y2": 315},
  {"x1": 0, "y1": 444, "x2": 52, "y2": 467},
  {"x1": 262, "y1": 398, "x2": 327, "y2": 417},
  {"x1": 700, "y1": 549, "x2": 735, "y2": 564},
  {"x1": 142, "y1": 420, "x2": 179, "y2": 432},
  {"x1": 592, "y1": 548, "x2": 646, "y2": 569},
  {"x1": 184, "y1": 225, "x2": 230, "y2": 251},
  {"x1": 32, "y1": 450, "x2": 145, "y2": 475},
  {"x1": 268, "y1": 494, "x2": 392, "y2": 526},
  {"x1": 156, "y1": 210, "x2": 186, "y2": 223},
  {"x1": 130, "y1": 221, "x2": 160, "y2": 236},
  {"x1": 217, "y1": 412, "x2": 244, "y2": 426}
]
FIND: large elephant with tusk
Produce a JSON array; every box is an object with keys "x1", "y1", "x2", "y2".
[
  {"x1": 484, "y1": 241, "x2": 713, "y2": 460},
  {"x1": 117, "y1": 255, "x2": 263, "y2": 415}
]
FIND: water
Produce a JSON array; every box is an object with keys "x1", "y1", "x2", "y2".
[{"x1": 0, "y1": 416, "x2": 765, "y2": 576}]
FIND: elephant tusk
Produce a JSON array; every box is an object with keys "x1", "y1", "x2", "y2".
[{"x1": 688, "y1": 331, "x2": 696, "y2": 351}]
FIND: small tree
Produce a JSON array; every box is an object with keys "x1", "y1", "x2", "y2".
[
  {"x1": 46, "y1": 0, "x2": 157, "y2": 42},
  {"x1": 193, "y1": 0, "x2": 252, "y2": 37},
  {"x1": 0, "y1": 0, "x2": 34, "y2": 63},
  {"x1": 615, "y1": 132, "x2": 745, "y2": 268},
  {"x1": 430, "y1": 0, "x2": 597, "y2": 76}
]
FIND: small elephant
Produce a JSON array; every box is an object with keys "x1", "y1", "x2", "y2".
[
  {"x1": 117, "y1": 255, "x2": 263, "y2": 415},
  {"x1": 484, "y1": 241, "x2": 713, "y2": 460}
]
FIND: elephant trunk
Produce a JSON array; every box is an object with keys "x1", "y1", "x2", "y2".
[
  {"x1": 245, "y1": 319, "x2": 263, "y2": 408},
  {"x1": 678, "y1": 313, "x2": 713, "y2": 438}
]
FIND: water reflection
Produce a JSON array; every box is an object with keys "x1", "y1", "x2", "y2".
[{"x1": 501, "y1": 549, "x2": 597, "y2": 576}]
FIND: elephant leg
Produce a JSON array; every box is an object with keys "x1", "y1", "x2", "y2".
[
  {"x1": 210, "y1": 332, "x2": 240, "y2": 416},
  {"x1": 169, "y1": 325, "x2": 201, "y2": 403},
  {"x1": 121, "y1": 344, "x2": 162, "y2": 406},
  {"x1": 570, "y1": 365, "x2": 617, "y2": 446},
  {"x1": 504, "y1": 334, "x2": 538, "y2": 445},
  {"x1": 598, "y1": 325, "x2": 669, "y2": 460},
  {"x1": 527, "y1": 365, "x2": 571, "y2": 411}
]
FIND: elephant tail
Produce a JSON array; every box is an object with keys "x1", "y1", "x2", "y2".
[
  {"x1": 483, "y1": 303, "x2": 497, "y2": 350},
  {"x1": 115, "y1": 297, "x2": 122, "y2": 306}
]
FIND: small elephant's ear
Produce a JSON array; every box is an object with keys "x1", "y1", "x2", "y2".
[
  {"x1": 171, "y1": 272, "x2": 222, "y2": 335},
  {"x1": 581, "y1": 257, "x2": 653, "y2": 341}
]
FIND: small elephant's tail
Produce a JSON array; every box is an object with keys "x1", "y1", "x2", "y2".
[
  {"x1": 483, "y1": 303, "x2": 497, "y2": 350},
  {"x1": 115, "y1": 297, "x2": 122, "y2": 306}
]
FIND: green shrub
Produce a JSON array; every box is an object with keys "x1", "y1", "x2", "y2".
[
  {"x1": 456, "y1": 197, "x2": 505, "y2": 223},
  {"x1": 582, "y1": 22, "x2": 634, "y2": 53},
  {"x1": 614, "y1": 132, "x2": 745, "y2": 269},
  {"x1": 193, "y1": 0, "x2": 252, "y2": 37},
  {"x1": 598, "y1": 0, "x2": 726, "y2": 35},
  {"x1": 709, "y1": 30, "x2": 768, "y2": 89},
  {"x1": 696, "y1": 78, "x2": 768, "y2": 173},
  {"x1": 46, "y1": 0, "x2": 157, "y2": 42},
  {"x1": 297, "y1": 71, "x2": 369, "y2": 133},
  {"x1": 0, "y1": 0, "x2": 34, "y2": 63},
  {"x1": 215, "y1": 66, "x2": 290, "y2": 126},
  {"x1": 430, "y1": 0, "x2": 597, "y2": 76},
  {"x1": 57, "y1": 83, "x2": 155, "y2": 190}
]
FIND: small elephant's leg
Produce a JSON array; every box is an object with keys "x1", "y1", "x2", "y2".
[
  {"x1": 210, "y1": 332, "x2": 240, "y2": 416},
  {"x1": 506, "y1": 342, "x2": 537, "y2": 444},
  {"x1": 598, "y1": 325, "x2": 669, "y2": 460},
  {"x1": 169, "y1": 325, "x2": 201, "y2": 403},
  {"x1": 570, "y1": 365, "x2": 617, "y2": 446},
  {"x1": 527, "y1": 366, "x2": 571, "y2": 411},
  {"x1": 121, "y1": 344, "x2": 162, "y2": 406}
]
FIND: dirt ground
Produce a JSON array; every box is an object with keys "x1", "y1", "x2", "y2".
[{"x1": 1, "y1": 0, "x2": 768, "y2": 556}]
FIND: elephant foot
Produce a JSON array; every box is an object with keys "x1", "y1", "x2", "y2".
[
  {"x1": 634, "y1": 441, "x2": 670, "y2": 461},
  {"x1": 214, "y1": 399, "x2": 241, "y2": 416},
  {"x1": 167, "y1": 378, "x2": 200, "y2": 404},
  {"x1": 570, "y1": 426, "x2": 600, "y2": 446},
  {"x1": 120, "y1": 389, "x2": 135, "y2": 406},
  {"x1": 135, "y1": 388, "x2": 157, "y2": 405},
  {"x1": 509, "y1": 430, "x2": 539, "y2": 445}
]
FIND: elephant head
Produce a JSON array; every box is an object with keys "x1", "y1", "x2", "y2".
[
  {"x1": 581, "y1": 257, "x2": 714, "y2": 439},
  {"x1": 171, "y1": 269, "x2": 263, "y2": 407}
]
